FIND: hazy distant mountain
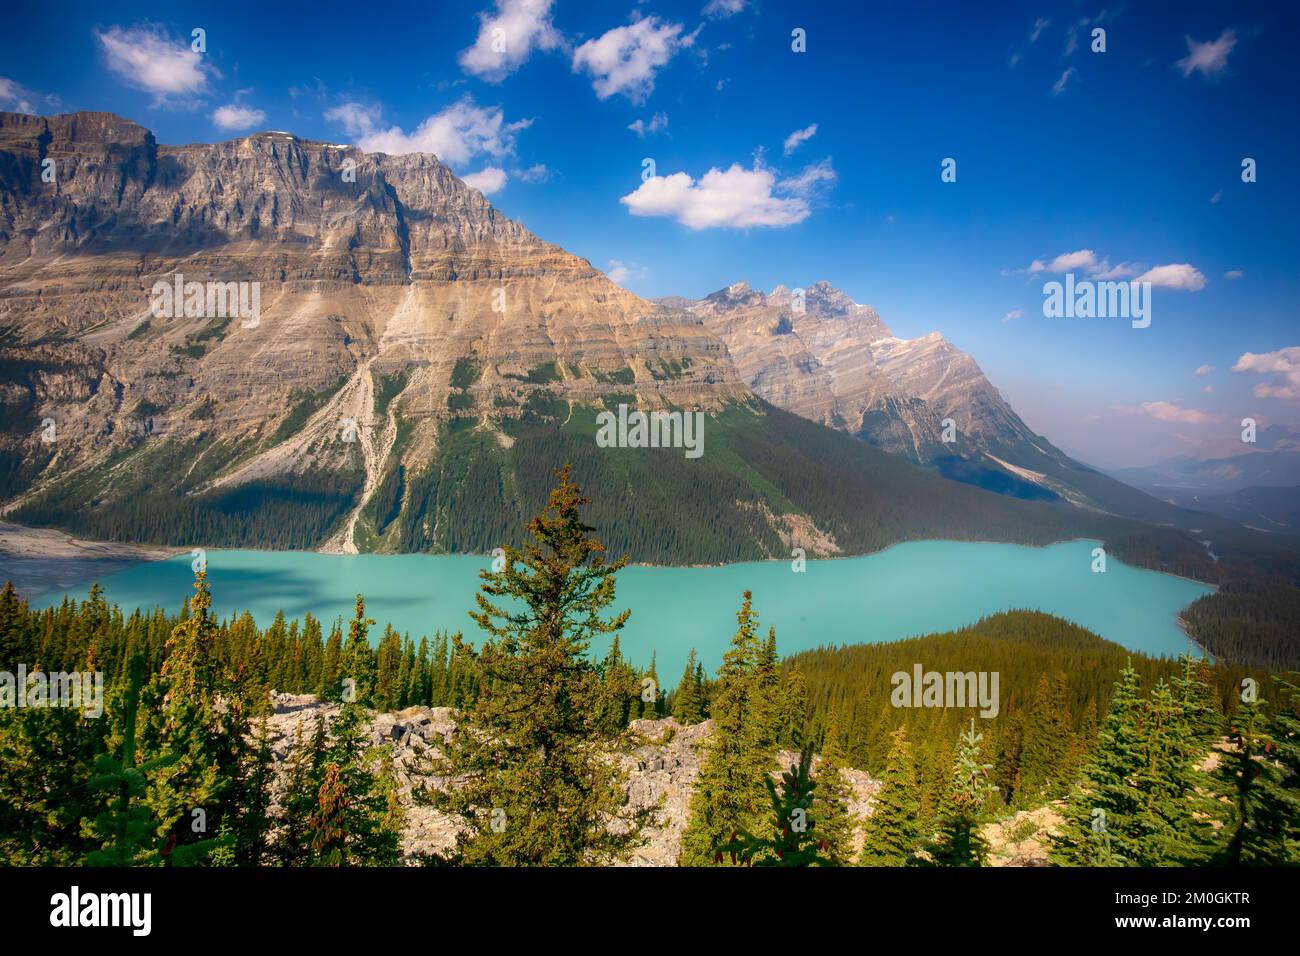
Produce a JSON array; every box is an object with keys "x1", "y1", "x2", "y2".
[
  {"x1": 680, "y1": 280, "x2": 1188, "y2": 522},
  {"x1": 0, "y1": 111, "x2": 1123, "y2": 561},
  {"x1": 1108, "y1": 427, "x2": 1300, "y2": 496}
]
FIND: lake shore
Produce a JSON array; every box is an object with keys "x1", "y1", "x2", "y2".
[{"x1": 0, "y1": 522, "x2": 181, "y2": 601}]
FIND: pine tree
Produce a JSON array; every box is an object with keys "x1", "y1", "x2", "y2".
[
  {"x1": 1211, "y1": 691, "x2": 1293, "y2": 866},
  {"x1": 1053, "y1": 663, "x2": 1147, "y2": 866},
  {"x1": 304, "y1": 700, "x2": 400, "y2": 866},
  {"x1": 1140, "y1": 678, "x2": 1215, "y2": 865},
  {"x1": 718, "y1": 743, "x2": 831, "y2": 866},
  {"x1": 812, "y1": 726, "x2": 857, "y2": 865},
  {"x1": 425, "y1": 464, "x2": 646, "y2": 865},
  {"x1": 272, "y1": 717, "x2": 327, "y2": 865},
  {"x1": 858, "y1": 727, "x2": 922, "y2": 866},
  {"x1": 680, "y1": 592, "x2": 779, "y2": 866},
  {"x1": 342, "y1": 595, "x2": 376, "y2": 705},
  {"x1": 82, "y1": 657, "x2": 221, "y2": 866},
  {"x1": 672, "y1": 649, "x2": 705, "y2": 724},
  {"x1": 1016, "y1": 673, "x2": 1072, "y2": 805},
  {"x1": 1264, "y1": 677, "x2": 1300, "y2": 863},
  {"x1": 929, "y1": 719, "x2": 996, "y2": 866},
  {"x1": 141, "y1": 570, "x2": 238, "y2": 865}
]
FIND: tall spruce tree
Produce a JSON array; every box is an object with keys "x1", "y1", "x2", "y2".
[
  {"x1": 1053, "y1": 663, "x2": 1147, "y2": 866},
  {"x1": 718, "y1": 742, "x2": 832, "y2": 866},
  {"x1": 1211, "y1": 690, "x2": 1293, "y2": 866},
  {"x1": 812, "y1": 725, "x2": 857, "y2": 865},
  {"x1": 680, "y1": 592, "x2": 779, "y2": 866},
  {"x1": 425, "y1": 464, "x2": 646, "y2": 865},
  {"x1": 929, "y1": 719, "x2": 996, "y2": 866},
  {"x1": 858, "y1": 727, "x2": 922, "y2": 866},
  {"x1": 672, "y1": 649, "x2": 705, "y2": 724}
]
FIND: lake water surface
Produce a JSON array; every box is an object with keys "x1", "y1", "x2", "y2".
[{"x1": 36, "y1": 538, "x2": 1214, "y2": 679}]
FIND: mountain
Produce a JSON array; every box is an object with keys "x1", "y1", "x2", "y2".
[
  {"x1": 679, "y1": 280, "x2": 1192, "y2": 522},
  {"x1": 0, "y1": 111, "x2": 1155, "y2": 562},
  {"x1": 1109, "y1": 427, "x2": 1300, "y2": 497}
]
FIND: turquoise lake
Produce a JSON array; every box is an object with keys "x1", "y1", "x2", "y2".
[{"x1": 36, "y1": 538, "x2": 1213, "y2": 680}]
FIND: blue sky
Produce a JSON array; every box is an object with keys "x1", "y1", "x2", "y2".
[{"x1": 2, "y1": 0, "x2": 1297, "y2": 468}]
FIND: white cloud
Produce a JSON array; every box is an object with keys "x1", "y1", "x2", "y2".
[
  {"x1": 606, "y1": 259, "x2": 648, "y2": 284},
  {"x1": 702, "y1": 0, "x2": 746, "y2": 18},
  {"x1": 1225, "y1": 269, "x2": 1243, "y2": 279},
  {"x1": 1136, "y1": 263, "x2": 1206, "y2": 291},
  {"x1": 515, "y1": 163, "x2": 549, "y2": 182},
  {"x1": 1176, "y1": 29, "x2": 1237, "y2": 78},
  {"x1": 1110, "y1": 402, "x2": 1225, "y2": 424},
  {"x1": 1052, "y1": 67, "x2": 1076, "y2": 96},
  {"x1": 95, "y1": 25, "x2": 212, "y2": 102},
  {"x1": 1195, "y1": 365, "x2": 1213, "y2": 377},
  {"x1": 333, "y1": 96, "x2": 530, "y2": 167},
  {"x1": 620, "y1": 163, "x2": 810, "y2": 230},
  {"x1": 459, "y1": 0, "x2": 563, "y2": 83},
  {"x1": 1233, "y1": 347, "x2": 1300, "y2": 401},
  {"x1": 0, "y1": 77, "x2": 36, "y2": 114},
  {"x1": 1203, "y1": 385, "x2": 1213, "y2": 393},
  {"x1": 1030, "y1": 18, "x2": 1050, "y2": 43},
  {"x1": 571, "y1": 16, "x2": 695, "y2": 102},
  {"x1": 1035, "y1": 248, "x2": 1097, "y2": 273},
  {"x1": 1001, "y1": 310, "x2": 1023, "y2": 324},
  {"x1": 628, "y1": 112, "x2": 669, "y2": 137},
  {"x1": 778, "y1": 158, "x2": 837, "y2": 198},
  {"x1": 323, "y1": 102, "x2": 382, "y2": 138},
  {"x1": 211, "y1": 104, "x2": 267, "y2": 130},
  {"x1": 1210, "y1": 189, "x2": 1223, "y2": 204},
  {"x1": 461, "y1": 166, "x2": 508, "y2": 194},
  {"x1": 1091, "y1": 260, "x2": 1142, "y2": 280},
  {"x1": 1007, "y1": 250, "x2": 1202, "y2": 289},
  {"x1": 782, "y1": 123, "x2": 818, "y2": 156}
]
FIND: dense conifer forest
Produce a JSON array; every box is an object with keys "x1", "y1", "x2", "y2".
[{"x1": 1, "y1": 466, "x2": 1298, "y2": 867}]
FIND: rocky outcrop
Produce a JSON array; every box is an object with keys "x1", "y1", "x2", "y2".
[{"x1": 260, "y1": 694, "x2": 882, "y2": 866}]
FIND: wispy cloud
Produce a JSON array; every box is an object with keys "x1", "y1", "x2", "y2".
[
  {"x1": 702, "y1": 0, "x2": 747, "y2": 19},
  {"x1": 782, "y1": 123, "x2": 818, "y2": 156},
  {"x1": 1052, "y1": 67, "x2": 1076, "y2": 96},
  {"x1": 0, "y1": 77, "x2": 37, "y2": 113},
  {"x1": 1195, "y1": 365, "x2": 1213, "y2": 377},
  {"x1": 1176, "y1": 29, "x2": 1238, "y2": 78},
  {"x1": 1004, "y1": 249, "x2": 1204, "y2": 290},
  {"x1": 606, "y1": 259, "x2": 648, "y2": 284},
  {"x1": 1110, "y1": 401, "x2": 1225, "y2": 424},
  {"x1": 94, "y1": 25, "x2": 214, "y2": 104},
  {"x1": 778, "y1": 158, "x2": 837, "y2": 198},
  {"x1": 628, "y1": 112, "x2": 669, "y2": 137},
  {"x1": 1233, "y1": 347, "x2": 1300, "y2": 400},
  {"x1": 1001, "y1": 310, "x2": 1024, "y2": 324}
]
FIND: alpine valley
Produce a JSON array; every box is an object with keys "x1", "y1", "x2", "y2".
[{"x1": 1, "y1": 111, "x2": 1298, "y2": 669}]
